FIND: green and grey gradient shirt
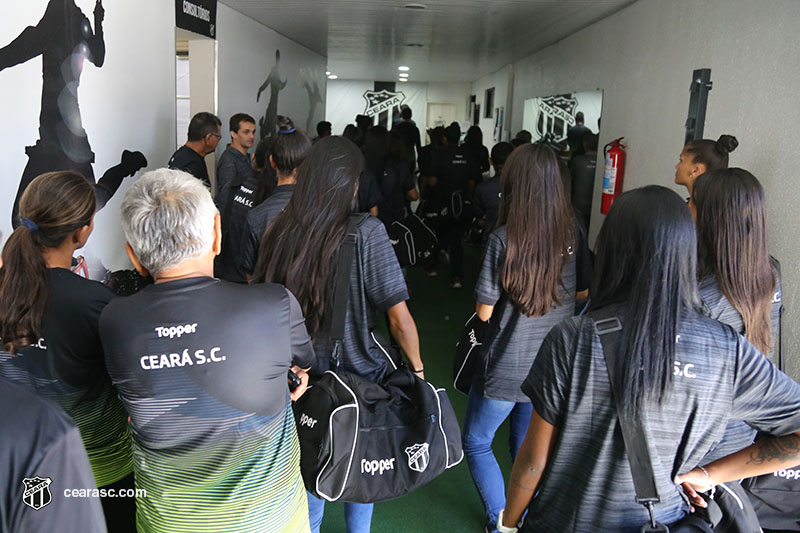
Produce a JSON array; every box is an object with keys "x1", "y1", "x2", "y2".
[
  {"x1": 101, "y1": 278, "x2": 315, "y2": 533},
  {"x1": 0, "y1": 268, "x2": 132, "y2": 488}
]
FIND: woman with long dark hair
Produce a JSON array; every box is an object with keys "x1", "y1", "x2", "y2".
[
  {"x1": 674, "y1": 134, "x2": 738, "y2": 196},
  {"x1": 0, "y1": 171, "x2": 134, "y2": 531},
  {"x1": 497, "y1": 186, "x2": 800, "y2": 533},
  {"x1": 461, "y1": 143, "x2": 577, "y2": 532},
  {"x1": 239, "y1": 115, "x2": 311, "y2": 277},
  {"x1": 464, "y1": 125, "x2": 490, "y2": 174},
  {"x1": 252, "y1": 136, "x2": 424, "y2": 532},
  {"x1": 693, "y1": 169, "x2": 782, "y2": 467}
]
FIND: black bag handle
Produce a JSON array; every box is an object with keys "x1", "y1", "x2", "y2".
[
  {"x1": 328, "y1": 214, "x2": 368, "y2": 368},
  {"x1": 590, "y1": 309, "x2": 668, "y2": 532}
]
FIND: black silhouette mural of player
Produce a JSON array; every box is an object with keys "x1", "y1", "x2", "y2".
[
  {"x1": 256, "y1": 49, "x2": 287, "y2": 139},
  {"x1": 0, "y1": 0, "x2": 147, "y2": 227},
  {"x1": 302, "y1": 73, "x2": 322, "y2": 134}
]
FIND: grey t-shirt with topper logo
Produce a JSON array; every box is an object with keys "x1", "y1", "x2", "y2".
[{"x1": 520, "y1": 307, "x2": 800, "y2": 533}]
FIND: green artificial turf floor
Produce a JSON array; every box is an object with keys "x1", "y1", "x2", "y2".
[{"x1": 318, "y1": 244, "x2": 513, "y2": 532}]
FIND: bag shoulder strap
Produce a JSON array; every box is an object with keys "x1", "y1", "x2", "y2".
[
  {"x1": 589, "y1": 308, "x2": 667, "y2": 532},
  {"x1": 329, "y1": 214, "x2": 369, "y2": 364}
]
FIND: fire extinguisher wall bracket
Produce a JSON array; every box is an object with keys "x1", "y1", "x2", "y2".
[{"x1": 600, "y1": 137, "x2": 626, "y2": 215}]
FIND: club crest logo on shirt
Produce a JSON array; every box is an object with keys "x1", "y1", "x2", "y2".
[
  {"x1": 363, "y1": 90, "x2": 406, "y2": 117},
  {"x1": 22, "y1": 476, "x2": 52, "y2": 510},
  {"x1": 405, "y1": 442, "x2": 430, "y2": 473},
  {"x1": 535, "y1": 94, "x2": 578, "y2": 142}
]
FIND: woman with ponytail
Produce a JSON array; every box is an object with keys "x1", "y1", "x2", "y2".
[
  {"x1": 0, "y1": 171, "x2": 133, "y2": 531},
  {"x1": 239, "y1": 115, "x2": 311, "y2": 277},
  {"x1": 674, "y1": 134, "x2": 738, "y2": 196}
]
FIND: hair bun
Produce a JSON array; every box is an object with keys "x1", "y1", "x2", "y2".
[
  {"x1": 717, "y1": 134, "x2": 738, "y2": 154},
  {"x1": 276, "y1": 115, "x2": 295, "y2": 132}
]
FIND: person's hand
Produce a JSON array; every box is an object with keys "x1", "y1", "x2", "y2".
[
  {"x1": 675, "y1": 468, "x2": 713, "y2": 509},
  {"x1": 289, "y1": 366, "x2": 309, "y2": 402},
  {"x1": 94, "y1": 0, "x2": 105, "y2": 23}
]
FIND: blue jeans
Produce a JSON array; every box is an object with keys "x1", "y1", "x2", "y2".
[
  {"x1": 307, "y1": 492, "x2": 374, "y2": 533},
  {"x1": 462, "y1": 387, "x2": 533, "y2": 532}
]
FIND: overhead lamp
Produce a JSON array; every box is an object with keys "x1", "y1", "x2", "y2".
[
  {"x1": 399, "y1": 73, "x2": 409, "y2": 78},
  {"x1": 328, "y1": 74, "x2": 338, "y2": 80},
  {"x1": 398, "y1": 66, "x2": 410, "y2": 72},
  {"x1": 399, "y1": 78, "x2": 408, "y2": 83},
  {"x1": 325, "y1": 71, "x2": 331, "y2": 75}
]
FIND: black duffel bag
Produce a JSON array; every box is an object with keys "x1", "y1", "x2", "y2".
[
  {"x1": 293, "y1": 366, "x2": 463, "y2": 503},
  {"x1": 387, "y1": 212, "x2": 437, "y2": 268},
  {"x1": 294, "y1": 214, "x2": 463, "y2": 503}
]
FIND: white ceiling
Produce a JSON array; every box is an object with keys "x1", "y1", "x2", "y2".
[{"x1": 220, "y1": 0, "x2": 637, "y2": 82}]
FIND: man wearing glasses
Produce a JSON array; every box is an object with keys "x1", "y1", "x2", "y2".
[{"x1": 168, "y1": 112, "x2": 221, "y2": 188}]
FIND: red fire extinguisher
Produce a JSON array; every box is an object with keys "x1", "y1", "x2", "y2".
[{"x1": 601, "y1": 137, "x2": 626, "y2": 214}]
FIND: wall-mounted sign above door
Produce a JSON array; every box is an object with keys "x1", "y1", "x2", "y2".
[{"x1": 175, "y1": 0, "x2": 217, "y2": 39}]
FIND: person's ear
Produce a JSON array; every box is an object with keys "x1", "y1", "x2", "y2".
[
  {"x1": 125, "y1": 242, "x2": 150, "y2": 277},
  {"x1": 692, "y1": 162, "x2": 707, "y2": 179},
  {"x1": 212, "y1": 213, "x2": 222, "y2": 256},
  {"x1": 269, "y1": 154, "x2": 277, "y2": 170},
  {"x1": 72, "y1": 219, "x2": 94, "y2": 249}
]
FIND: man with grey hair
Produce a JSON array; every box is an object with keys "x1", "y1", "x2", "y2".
[{"x1": 100, "y1": 168, "x2": 315, "y2": 532}]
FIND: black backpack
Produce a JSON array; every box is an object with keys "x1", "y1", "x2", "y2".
[{"x1": 387, "y1": 212, "x2": 437, "y2": 268}]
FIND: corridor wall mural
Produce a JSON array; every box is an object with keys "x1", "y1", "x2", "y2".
[
  {"x1": 0, "y1": 0, "x2": 176, "y2": 274},
  {"x1": 522, "y1": 90, "x2": 603, "y2": 144},
  {"x1": 216, "y1": 3, "x2": 327, "y2": 149}
]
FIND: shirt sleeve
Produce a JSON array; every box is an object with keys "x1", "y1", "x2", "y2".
[
  {"x1": 362, "y1": 222, "x2": 409, "y2": 312},
  {"x1": 240, "y1": 213, "x2": 258, "y2": 275},
  {"x1": 285, "y1": 289, "x2": 316, "y2": 369},
  {"x1": 474, "y1": 230, "x2": 505, "y2": 305},
  {"x1": 188, "y1": 158, "x2": 210, "y2": 186},
  {"x1": 521, "y1": 320, "x2": 576, "y2": 427},
  {"x1": 730, "y1": 334, "x2": 800, "y2": 436},
  {"x1": 14, "y1": 426, "x2": 107, "y2": 533},
  {"x1": 216, "y1": 154, "x2": 236, "y2": 199},
  {"x1": 76, "y1": 281, "x2": 115, "y2": 365}
]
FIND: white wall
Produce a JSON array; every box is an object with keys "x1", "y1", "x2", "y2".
[
  {"x1": 427, "y1": 81, "x2": 472, "y2": 125},
  {"x1": 508, "y1": 0, "x2": 800, "y2": 379},
  {"x1": 216, "y1": 4, "x2": 327, "y2": 147},
  {"x1": 0, "y1": 0, "x2": 176, "y2": 273},
  {"x1": 471, "y1": 65, "x2": 514, "y2": 145}
]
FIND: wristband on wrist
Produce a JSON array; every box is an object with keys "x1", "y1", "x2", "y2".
[
  {"x1": 411, "y1": 367, "x2": 424, "y2": 374},
  {"x1": 697, "y1": 465, "x2": 716, "y2": 499},
  {"x1": 496, "y1": 510, "x2": 519, "y2": 533}
]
